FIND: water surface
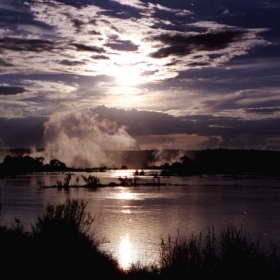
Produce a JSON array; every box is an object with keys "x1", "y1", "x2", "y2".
[{"x1": 1, "y1": 170, "x2": 280, "y2": 269}]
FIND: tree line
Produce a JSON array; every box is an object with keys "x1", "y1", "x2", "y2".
[
  {"x1": 1, "y1": 149, "x2": 280, "y2": 178},
  {"x1": 157, "y1": 149, "x2": 280, "y2": 177},
  {"x1": 0, "y1": 155, "x2": 67, "y2": 178}
]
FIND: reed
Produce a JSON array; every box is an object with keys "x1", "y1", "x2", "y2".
[{"x1": 81, "y1": 174, "x2": 101, "y2": 188}]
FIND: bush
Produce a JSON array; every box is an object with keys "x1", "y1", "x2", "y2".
[
  {"x1": 158, "y1": 225, "x2": 279, "y2": 280},
  {"x1": 81, "y1": 175, "x2": 101, "y2": 188},
  {"x1": 31, "y1": 199, "x2": 94, "y2": 237},
  {"x1": 0, "y1": 199, "x2": 121, "y2": 280}
]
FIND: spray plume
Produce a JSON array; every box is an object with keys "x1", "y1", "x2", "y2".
[
  {"x1": 148, "y1": 149, "x2": 186, "y2": 166},
  {"x1": 41, "y1": 108, "x2": 137, "y2": 168}
]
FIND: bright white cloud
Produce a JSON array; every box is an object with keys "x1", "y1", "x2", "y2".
[
  {"x1": 110, "y1": 0, "x2": 145, "y2": 9},
  {"x1": 148, "y1": 3, "x2": 191, "y2": 16}
]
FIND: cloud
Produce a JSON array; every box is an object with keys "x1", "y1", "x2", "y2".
[
  {"x1": 91, "y1": 55, "x2": 109, "y2": 60},
  {"x1": 0, "y1": 105, "x2": 23, "y2": 118},
  {"x1": 58, "y1": 60, "x2": 85, "y2": 66},
  {"x1": 0, "y1": 116, "x2": 45, "y2": 148},
  {"x1": 22, "y1": 79, "x2": 78, "y2": 94},
  {"x1": 104, "y1": 39, "x2": 139, "y2": 51},
  {"x1": 147, "y1": 3, "x2": 192, "y2": 16},
  {"x1": 0, "y1": 37, "x2": 55, "y2": 52},
  {"x1": 0, "y1": 0, "x2": 278, "y2": 152},
  {"x1": 72, "y1": 43, "x2": 105, "y2": 53},
  {"x1": 245, "y1": 107, "x2": 280, "y2": 115},
  {"x1": 135, "y1": 133, "x2": 212, "y2": 150},
  {"x1": 150, "y1": 30, "x2": 245, "y2": 58},
  {"x1": 203, "y1": 87, "x2": 280, "y2": 113},
  {"x1": 110, "y1": 0, "x2": 146, "y2": 10},
  {"x1": 0, "y1": 0, "x2": 268, "y2": 83},
  {"x1": 1, "y1": 105, "x2": 280, "y2": 150},
  {"x1": 0, "y1": 59, "x2": 13, "y2": 67},
  {"x1": 91, "y1": 105, "x2": 280, "y2": 149},
  {"x1": 0, "y1": 86, "x2": 26, "y2": 95}
]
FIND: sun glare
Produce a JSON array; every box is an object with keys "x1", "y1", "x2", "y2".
[
  {"x1": 119, "y1": 234, "x2": 132, "y2": 270},
  {"x1": 115, "y1": 65, "x2": 141, "y2": 86},
  {"x1": 117, "y1": 189, "x2": 135, "y2": 200}
]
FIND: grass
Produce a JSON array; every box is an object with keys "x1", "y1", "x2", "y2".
[
  {"x1": 39, "y1": 174, "x2": 102, "y2": 189},
  {"x1": 56, "y1": 172, "x2": 72, "y2": 189},
  {"x1": 1, "y1": 199, "x2": 280, "y2": 280}
]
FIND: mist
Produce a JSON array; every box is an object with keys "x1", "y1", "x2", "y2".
[
  {"x1": 36, "y1": 108, "x2": 137, "y2": 168},
  {"x1": 148, "y1": 149, "x2": 186, "y2": 166}
]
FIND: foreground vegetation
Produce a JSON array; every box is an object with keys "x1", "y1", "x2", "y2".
[{"x1": 1, "y1": 199, "x2": 280, "y2": 280}]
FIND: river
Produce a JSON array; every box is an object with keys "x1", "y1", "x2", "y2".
[{"x1": 1, "y1": 170, "x2": 280, "y2": 269}]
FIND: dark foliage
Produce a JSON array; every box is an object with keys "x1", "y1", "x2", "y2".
[
  {"x1": 42, "y1": 158, "x2": 67, "y2": 172},
  {"x1": 81, "y1": 174, "x2": 101, "y2": 188},
  {"x1": 160, "y1": 149, "x2": 280, "y2": 177},
  {"x1": 118, "y1": 176, "x2": 133, "y2": 186},
  {"x1": 1, "y1": 149, "x2": 280, "y2": 178},
  {"x1": 0, "y1": 155, "x2": 68, "y2": 178},
  {"x1": 0, "y1": 155, "x2": 44, "y2": 178},
  {"x1": 0, "y1": 199, "x2": 121, "y2": 280},
  {"x1": 127, "y1": 226, "x2": 280, "y2": 280}
]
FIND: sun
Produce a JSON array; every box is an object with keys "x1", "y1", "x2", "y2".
[{"x1": 115, "y1": 65, "x2": 141, "y2": 86}]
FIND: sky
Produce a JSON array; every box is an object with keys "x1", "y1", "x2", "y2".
[{"x1": 0, "y1": 0, "x2": 280, "y2": 166}]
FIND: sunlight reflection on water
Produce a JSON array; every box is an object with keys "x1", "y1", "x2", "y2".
[
  {"x1": 2, "y1": 173, "x2": 280, "y2": 269},
  {"x1": 119, "y1": 233, "x2": 132, "y2": 270},
  {"x1": 117, "y1": 189, "x2": 135, "y2": 200}
]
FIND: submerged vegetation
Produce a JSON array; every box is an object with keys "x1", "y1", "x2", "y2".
[
  {"x1": 81, "y1": 174, "x2": 101, "y2": 188},
  {"x1": 1, "y1": 199, "x2": 280, "y2": 280}
]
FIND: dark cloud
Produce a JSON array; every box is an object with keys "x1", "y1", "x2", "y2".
[
  {"x1": 92, "y1": 106, "x2": 280, "y2": 137},
  {"x1": 150, "y1": 30, "x2": 245, "y2": 58},
  {"x1": 245, "y1": 107, "x2": 280, "y2": 114},
  {"x1": 72, "y1": 43, "x2": 105, "y2": 53},
  {"x1": 0, "y1": 1, "x2": 51, "y2": 30},
  {"x1": 140, "y1": 70, "x2": 159, "y2": 76},
  {"x1": 164, "y1": 60, "x2": 181, "y2": 66},
  {"x1": 71, "y1": 18, "x2": 84, "y2": 33},
  {"x1": 59, "y1": 60, "x2": 85, "y2": 66},
  {"x1": 88, "y1": 30, "x2": 101, "y2": 35},
  {"x1": 1, "y1": 106, "x2": 280, "y2": 149},
  {"x1": 0, "y1": 37, "x2": 105, "y2": 53},
  {"x1": 197, "y1": 137, "x2": 221, "y2": 150},
  {"x1": 0, "y1": 117, "x2": 46, "y2": 148},
  {"x1": 105, "y1": 40, "x2": 139, "y2": 51},
  {"x1": 0, "y1": 86, "x2": 25, "y2": 95},
  {"x1": 187, "y1": 62, "x2": 210, "y2": 67},
  {"x1": 0, "y1": 37, "x2": 54, "y2": 52},
  {"x1": 67, "y1": 16, "x2": 97, "y2": 33},
  {"x1": 91, "y1": 55, "x2": 109, "y2": 60},
  {"x1": 0, "y1": 58, "x2": 13, "y2": 67}
]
